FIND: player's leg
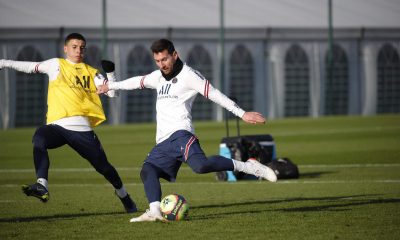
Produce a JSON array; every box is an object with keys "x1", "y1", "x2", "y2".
[
  {"x1": 178, "y1": 132, "x2": 234, "y2": 172},
  {"x1": 183, "y1": 133, "x2": 277, "y2": 182},
  {"x1": 213, "y1": 155, "x2": 277, "y2": 182},
  {"x1": 129, "y1": 162, "x2": 166, "y2": 222},
  {"x1": 187, "y1": 154, "x2": 234, "y2": 173},
  {"x1": 22, "y1": 125, "x2": 66, "y2": 202},
  {"x1": 66, "y1": 129, "x2": 137, "y2": 213},
  {"x1": 140, "y1": 162, "x2": 163, "y2": 203},
  {"x1": 130, "y1": 142, "x2": 179, "y2": 222}
]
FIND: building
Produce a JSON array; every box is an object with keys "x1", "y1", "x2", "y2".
[{"x1": 0, "y1": 0, "x2": 399, "y2": 128}]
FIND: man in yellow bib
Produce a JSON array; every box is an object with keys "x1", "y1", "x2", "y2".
[{"x1": 0, "y1": 33, "x2": 137, "y2": 213}]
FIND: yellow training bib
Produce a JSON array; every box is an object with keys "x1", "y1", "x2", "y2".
[{"x1": 46, "y1": 59, "x2": 105, "y2": 127}]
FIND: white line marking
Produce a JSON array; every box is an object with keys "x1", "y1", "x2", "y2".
[
  {"x1": 0, "y1": 167, "x2": 142, "y2": 173},
  {"x1": 0, "y1": 179, "x2": 399, "y2": 188},
  {"x1": 270, "y1": 126, "x2": 400, "y2": 137},
  {"x1": 1, "y1": 163, "x2": 399, "y2": 173},
  {"x1": 299, "y1": 164, "x2": 400, "y2": 168}
]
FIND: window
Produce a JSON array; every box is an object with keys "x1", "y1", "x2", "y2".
[
  {"x1": 126, "y1": 45, "x2": 155, "y2": 122},
  {"x1": 186, "y1": 45, "x2": 213, "y2": 120},
  {"x1": 325, "y1": 44, "x2": 349, "y2": 115},
  {"x1": 15, "y1": 46, "x2": 46, "y2": 127},
  {"x1": 377, "y1": 44, "x2": 400, "y2": 113},
  {"x1": 84, "y1": 45, "x2": 109, "y2": 120},
  {"x1": 229, "y1": 45, "x2": 254, "y2": 114},
  {"x1": 284, "y1": 44, "x2": 310, "y2": 117}
]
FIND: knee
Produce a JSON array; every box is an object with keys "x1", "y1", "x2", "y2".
[
  {"x1": 140, "y1": 166, "x2": 148, "y2": 182},
  {"x1": 140, "y1": 163, "x2": 158, "y2": 182},
  {"x1": 191, "y1": 164, "x2": 209, "y2": 174},
  {"x1": 188, "y1": 155, "x2": 211, "y2": 174}
]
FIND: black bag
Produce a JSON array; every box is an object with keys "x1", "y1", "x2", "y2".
[
  {"x1": 219, "y1": 135, "x2": 276, "y2": 180},
  {"x1": 267, "y1": 158, "x2": 299, "y2": 179},
  {"x1": 220, "y1": 135, "x2": 275, "y2": 164}
]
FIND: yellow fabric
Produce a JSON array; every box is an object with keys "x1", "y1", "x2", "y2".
[{"x1": 47, "y1": 59, "x2": 105, "y2": 127}]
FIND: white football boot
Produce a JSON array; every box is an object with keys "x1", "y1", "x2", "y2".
[
  {"x1": 129, "y1": 209, "x2": 167, "y2": 223},
  {"x1": 243, "y1": 158, "x2": 277, "y2": 182}
]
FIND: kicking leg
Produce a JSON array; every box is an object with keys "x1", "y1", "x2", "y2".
[
  {"x1": 187, "y1": 154, "x2": 277, "y2": 182},
  {"x1": 187, "y1": 154, "x2": 234, "y2": 173},
  {"x1": 182, "y1": 134, "x2": 234, "y2": 173},
  {"x1": 182, "y1": 132, "x2": 276, "y2": 181},
  {"x1": 231, "y1": 158, "x2": 277, "y2": 182}
]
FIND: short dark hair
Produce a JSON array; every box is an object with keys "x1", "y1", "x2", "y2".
[
  {"x1": 64, "y1": 33, "x2": 86, "y2": 45},
  {"x1": 150, "y1": 39, "x2": 175, "y2": 54}
]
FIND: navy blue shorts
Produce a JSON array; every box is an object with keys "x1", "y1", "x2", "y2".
[{"x1": 144, "y1": 130, "x2": 205, "y2": 181}]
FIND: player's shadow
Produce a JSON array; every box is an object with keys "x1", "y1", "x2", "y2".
[
  {"x1": 190, "y1": 194, "x2": 400, "y2": 221},
  {"x1": 0, "y1": 211, "x2": 125, "y2": 223}
]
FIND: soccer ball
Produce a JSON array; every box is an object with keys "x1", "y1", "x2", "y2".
[{"x1": 160, "y1": 194, "x2": 189, "y2": 221}]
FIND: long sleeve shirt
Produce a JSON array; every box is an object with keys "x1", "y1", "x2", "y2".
[{"x1": 108, "y1": 64, "x2": 245, "y2": 143}]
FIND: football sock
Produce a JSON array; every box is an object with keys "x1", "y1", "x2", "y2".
[
  {"x1": 232, "y1": 159, "x2": 245, "y2": 172},
  {"x1": 115, "y1": 185, "x2": 128, "y2": 198},
  {"x1": 37, "y1": 178, "x2": 48, "y2": 190},
  {"x1": 149, "y1": 201, "x2": 161, "y2": 215}
]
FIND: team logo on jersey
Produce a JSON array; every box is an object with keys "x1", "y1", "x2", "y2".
[{"x1": 172, "y1": 78, "x2": 178, "y2": 83}]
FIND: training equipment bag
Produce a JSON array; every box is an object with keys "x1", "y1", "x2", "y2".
[{"x1": 217, "y1": 134, "x2": 277, "y2": 181}]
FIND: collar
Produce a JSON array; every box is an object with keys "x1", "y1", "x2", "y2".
[
  {"x1": 65, "y1": 58, "x2": 81, "y2": 65},
  {"x1": 161, "y1": 58, "x2": 183, "y2": 81}
]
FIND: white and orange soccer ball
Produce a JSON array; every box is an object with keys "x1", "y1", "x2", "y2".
[{"x1": 160, "y1": 194, "x2": 189, "y2": 221}]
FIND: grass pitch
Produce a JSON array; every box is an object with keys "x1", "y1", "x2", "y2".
[{"x1": 0, "y1": 115, "x2": 399, "y2": 239}]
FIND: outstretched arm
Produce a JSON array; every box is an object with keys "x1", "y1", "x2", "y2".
[
  {"x1": 0, "y1": 59, "x2": 58, "y2": 80},
  {"x1": 96, "y1": 60, "x2": 158, "y2": 95},
  {"x1": 96, "y1": 59, "x2": 141, "y2": 94},
  {"x1": 0, "y1": 59, "x2": 39, "y2": 73},
  {"x1": 96, "y1": 74, "x2": 146, "y2": 94},
  {"x1": 186, "y1": 71, "x2": 266, "y2": 125},
  {"x1": 0, "y1": 59, "x2": 55, "y2": 74}
]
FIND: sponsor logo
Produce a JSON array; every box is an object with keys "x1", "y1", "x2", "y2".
[
  {"x1": 158, "y1": 83, "x2": 172, "y2": 95},
  {"x1": 157, "y1": 83, "x2": 178, "y2": 100},
  {"x1": 69, "y1": 75, "x2": 96, "y2": 93},
  {"x1": 75, "y1": 75, "x2": 91, "y2": 89}
]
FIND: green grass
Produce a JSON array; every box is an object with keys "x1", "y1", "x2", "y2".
[{"x1": 1, "y1": 115, "x2": 400, "y2": 239}]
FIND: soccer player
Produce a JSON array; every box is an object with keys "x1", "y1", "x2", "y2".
[
  {"x1": 0, "y1": 33, "x2": 137, "y2": 213},
  {"x1": 96, "y1": 39, "x2": 277, "y2": 222}
]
